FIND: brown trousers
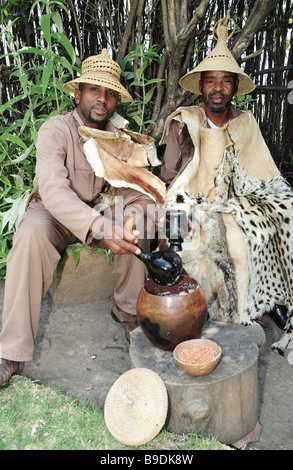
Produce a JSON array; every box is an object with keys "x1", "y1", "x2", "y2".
[{"x1": 0, "y1": 201, "x2": 147, "y2": 362}]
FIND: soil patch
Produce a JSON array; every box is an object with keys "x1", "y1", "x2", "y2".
[{"x1": 1, "y1": 282, "x2": 292, "y2": 450}]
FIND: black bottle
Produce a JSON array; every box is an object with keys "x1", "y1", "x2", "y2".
[
  {"x1": 135, "y1": 248, "x2": 182, "y2": 286},
  {"x1": 165, "y1": 209, "x2": 189, "y2": 252}
]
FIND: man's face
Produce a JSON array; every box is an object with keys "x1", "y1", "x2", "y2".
[
  {"x1": 74, "y1": 83, "x2": 119, "y2": 129},
  {"x1": 199, "y1": 71, "x2": 238, "y2": 113}
]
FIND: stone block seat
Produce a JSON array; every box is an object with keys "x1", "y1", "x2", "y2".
[{"x1": 49, "y1": 243, "x2": 115, "y2": 307}]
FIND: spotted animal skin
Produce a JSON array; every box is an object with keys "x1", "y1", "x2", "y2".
[{"x1": 166, "y1": 148, "x2": 293, "y2": 354}]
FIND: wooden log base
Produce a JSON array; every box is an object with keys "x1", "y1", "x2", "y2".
[
  {"x1": 130, "y1": 321, "x2": 265, "y2": 445},
  {"x1": 232, "y1": 421, "x2": 262, "y2": 449}
]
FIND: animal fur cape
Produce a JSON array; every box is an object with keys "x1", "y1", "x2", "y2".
[{"x1": 163, "y1": 107, "x2": 293, "y2": 353}]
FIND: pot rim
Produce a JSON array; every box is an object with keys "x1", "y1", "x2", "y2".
[{"x1": 143, "y1": 275, "x2": 200, "y2": 298}]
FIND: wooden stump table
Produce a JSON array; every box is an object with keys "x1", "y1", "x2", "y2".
[{"x1": 129, "y1": 321, "x2": 265, "y2": 445}]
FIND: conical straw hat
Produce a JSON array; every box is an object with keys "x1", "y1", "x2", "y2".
[
  {"x1": 64, "y1": 49, "x2": 133, "y2": 103},
  {"x1": 179, "y1": 17, "x2": 256, "y2": 96},
  {"x1": 104, "y1": 368, "x2": 168, "y2": 447}
]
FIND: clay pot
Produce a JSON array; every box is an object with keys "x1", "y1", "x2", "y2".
[{"x1": 136, "y1": 275, "x2": 208, "y2": 351}]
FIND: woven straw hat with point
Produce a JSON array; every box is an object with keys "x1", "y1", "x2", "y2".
[
  {"x1": 64, "y1": 49, "x2": 133, "y2": 103},
  {"x1": 179, "y1": 17, "x2": 256, "y2": 96}
]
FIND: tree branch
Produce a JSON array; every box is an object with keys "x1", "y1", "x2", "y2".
[
  {"x1": 117, "y1": 0, "x2": 140, "y2": 61},
  {"x1": 168, "y1": 0, "x2": 177, "y2": 40},
  {"x1": 231, "y1": 0, "x2": 279, "y2": 60},
  {"x1": 161, "y1": 0, "x2": 172, "y2": 53},
  {"x1": 179, "y1": 0, "x2": 210, "y2": 41}
]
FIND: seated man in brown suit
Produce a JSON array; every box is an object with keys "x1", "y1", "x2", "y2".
[{"x1": 0, "y1": 50, "x2": 166, "y2": 387}]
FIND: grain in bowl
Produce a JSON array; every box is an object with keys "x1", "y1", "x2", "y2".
[{"x1": 173, "y1": 338, "x2": 222, "y2": 376}]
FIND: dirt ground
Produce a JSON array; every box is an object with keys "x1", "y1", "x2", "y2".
[{"x1": 0, "y1": 281, "x2": 293, "y2": 450}]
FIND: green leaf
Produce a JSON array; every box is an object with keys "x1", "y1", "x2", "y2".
[
  {"x1": 31, "y1": 130, "x2": 39, "y2": 147},
  {"x1": 145, "y1": 78, "x2": 165, "y2": 86},
  {"x1": 52, "y1": 11, "x2": 64, "y2": 33},
  {"x1": 136, "y1": 67, "x2": 144, "y2": 81},
  {"x1": 145, "y1": 87, "x2": 155, "y2": 104},
  {"x1": 48, "y1": 1, "x2": 69, "y2": 15},
  {"x1": 18, "y1": 46, "x2": 48, "y2": 57},
  {"x1": 19, "y1": 108, "x2": 33, "y2": 134},
  {"x1": 129, "y1": 43, "x2": 137, "y2": 53},
  {"x1": 51, "y1": 32, "x2": 76, "y2": 65},
  {"x1": 128, "y1": 51, "x2": 142, "y2": 58},
  {"x1": 122, "y1": 71, "x2": 134, "y2": 81},
  {"x1": 57, "y1": 56, "x2": 74, "y2": 75},
  {"x1": 30, "y1": 0, "x2": 41, "y2": 17},
  {"x1": 0, "y1": 134, "x2": 27, "y2": 150},
  {"x1": 143, "y1": 120, "x2": 157, "y2": 126},
  {"x1": 9, "y1": 144, "x2": 35, "y2": 165},
  {"x1": 0, "y1": 95, "x2": 25, "y2": 114},
  {"x1": 56, "y1": 249, "x2": 67, "y2": 273},
  {"x1": 19, "y1": 73, "x2": 28, "y2": 94},
  {"x1": 71, "y1": 245, "x2": 81, "y2": 267},
  {"x1": 42, "y1": 58, "x2": 54, "y2": 95},
  {"x1": 1, "y1": 191, "x2": 30, "y2": 233},
  {"x1": 130, "y1": 80, "x2": 143, "y2": 87},
  {"x1": 132, "y1": 115, "x2": 142, "y2": 126},
  {"x1": 93, "y1": 248, "x2": 114, "y2": 266},
  {"x1": 40, "y1": 14, "x2": 52, "y2": 47},
  {"x1": 119, "y1": 58, "x2": 127, "y2": 73},
  {"x1": 11, "y1": 174, "x2": 24, "y2": 190},
  {"x1": 0, "y1": 175, "x2": 11, "y2": 186}
]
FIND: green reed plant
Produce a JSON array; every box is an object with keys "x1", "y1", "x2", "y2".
[
  {"x1": 119, "y1": 44, "x2": 164, "y2": 134},
  {"x1": 0, "y1": 1, "x2": 78, "y2": 278},
  {"x1": 0, "y1": 5, "x2": 164, "y2": 279}
]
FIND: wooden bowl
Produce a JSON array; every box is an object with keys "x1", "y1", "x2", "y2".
[{"x1": 173, "y1": 338, "x2": 222, "y2": 376}]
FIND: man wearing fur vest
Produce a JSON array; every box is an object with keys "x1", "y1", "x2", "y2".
[{"x1": 160, "y1": 17, "x2": 293, "y2": 354}]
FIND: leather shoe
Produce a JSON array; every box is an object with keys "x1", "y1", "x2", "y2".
[
  {"x1": 268, "y1": 304, "x2": 288, "y2": 330},
  {"x1": 0, "y1": 359, "x2": 19, "y2": 388},
  {"x1": 111, "y1": 305, "x2": 139, "y2": 341}
]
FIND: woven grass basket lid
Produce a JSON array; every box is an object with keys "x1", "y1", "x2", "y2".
[
  {"x1": 64, "y1": 49, "x2": 133, "y2": 103},
  {"x1": 179, "y1": 17, "x2": 256, "y2": 96},
  {"x1": 104, "y1": 368, "x2": 168, "y2": 447}
]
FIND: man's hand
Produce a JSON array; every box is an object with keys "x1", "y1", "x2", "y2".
[
  {"x1": 91, "y1": 215, "x2": 141, "y2": 255},
  {"x1": 102, "y1": 219, "x2": 141, "y2": 255}
]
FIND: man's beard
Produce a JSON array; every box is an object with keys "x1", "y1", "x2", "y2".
[
  {"x1": 87, "y1": 109, "x2": 108, "y2": 128},
  {"x1": 207, "y1": 102, "x2": 231, "y2": 113},
  {"x1": 205, "y1": 92, "x2": 232, "y2": 113}
]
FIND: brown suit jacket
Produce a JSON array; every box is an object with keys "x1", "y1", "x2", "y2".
[{"x1": 29, "y1": 109, "x2": 152, "y2": 243}]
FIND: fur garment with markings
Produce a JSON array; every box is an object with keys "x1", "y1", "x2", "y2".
[{"x1": 166, "y1": 148, "x2": 293, "y2": 353}]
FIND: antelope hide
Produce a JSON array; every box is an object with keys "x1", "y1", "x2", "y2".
[{"x1": 79, "y1": 125, "x2": 166, "y2": 206}]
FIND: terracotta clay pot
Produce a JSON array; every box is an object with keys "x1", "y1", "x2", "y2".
[{"x1": 136, "y1": 275, "x2": 208, "y2": 351}]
